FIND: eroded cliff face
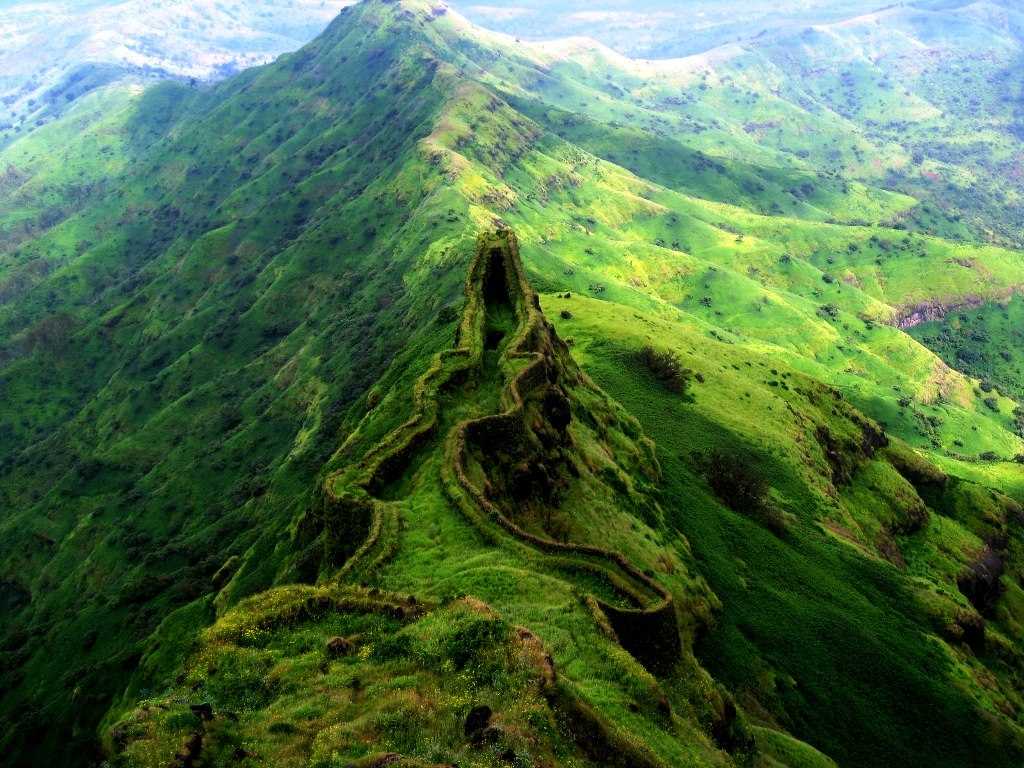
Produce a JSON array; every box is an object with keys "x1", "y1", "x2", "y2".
[{"x1": 894, "y1": 289, "x2": 1022, "y2": 329}]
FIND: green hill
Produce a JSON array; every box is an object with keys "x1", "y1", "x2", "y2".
[{"x1": 1, "y1": 2, "x2": 1022, "y2": 767}]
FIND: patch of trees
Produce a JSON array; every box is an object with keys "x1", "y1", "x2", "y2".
[
  {"x1": 957, "y1": 545, "x2": 1005, "y2": 615},
  {"x1": 635, "y1": 345, "x2": 692, "y2": 395},
  {"x1": 22, "y1": 312, "x2": 75, "y2": 355},
  {"x1": 702, "y1": 449, "x2": 785, "y2": 535}
]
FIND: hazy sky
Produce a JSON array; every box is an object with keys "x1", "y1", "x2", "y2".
[
  {"x1": 450, "y1": 0, "x2": 881, "y2": 56},
  {"x1": 0, "y1": 1, "x2": 895, "y2": 61}
]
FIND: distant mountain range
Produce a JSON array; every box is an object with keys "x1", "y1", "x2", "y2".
[
  {"x1": 0, "y1": 0, "x2": 353, "y2": 140},
  {"x1": 5, "y1": 1, "x2": 1007, "y2": 143},
  {"x1": 456, "y1": 0, "x2": 884, "y2": 56}
]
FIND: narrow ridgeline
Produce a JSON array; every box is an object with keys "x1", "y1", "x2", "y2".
[{"x1": 105, "y1": 231, "x2": 754, "y2": 768}]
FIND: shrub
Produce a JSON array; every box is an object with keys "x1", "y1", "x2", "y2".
[
  {"x1": 704, "y1": 450, "x2": 767, "y2": 511},
  {"x1": 370, "y1": 633, "x2": 413, "y2": 662},
  {"x1": 445, "y1": 617, "x2": 507, "y2": 669},
  {"x1": 436, "y1": 304, "x2": 459, "y2": 324},
  {"x1": 636, "y1": 345, "x2": 692, "y2": 395},
  {"x1": 703, "y1": 450, "x2": 785, "y2": 534}
]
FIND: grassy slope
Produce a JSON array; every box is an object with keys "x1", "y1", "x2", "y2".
[
  {"x1": 461, "y1": 0, "x2": 1024, "y2": 248},
  {"x1": 108, "y1": 587, "x2": 611, "y2": 768},
  {"x1": 465, "y1": 17, "x2": 1024, "y2": 474},
  {"x1": 0, "y1": 4, "x2": 477, "y2": 762},
  {"x1": 0, "y1": 1, "x2": 1023, "y2": 766},
  {"x1": 547, "y1": 293, "x2": 1024, "y2": 767}
]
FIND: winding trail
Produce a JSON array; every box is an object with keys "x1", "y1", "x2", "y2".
[{"x1": 321, "y1": 228, "x2": 680, "y2": 672}]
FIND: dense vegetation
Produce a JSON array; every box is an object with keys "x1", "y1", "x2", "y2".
[
  {"x1": 910, "y1": 296, "x2": 1024, "y2": 405},
  {"x1": 1, "y1": 1, "x2": 1023, "y2": 766}
]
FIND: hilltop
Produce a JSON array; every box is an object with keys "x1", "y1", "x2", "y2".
[{"x1": 1, "y1": 1, "x2": 1023, "y2": 766}]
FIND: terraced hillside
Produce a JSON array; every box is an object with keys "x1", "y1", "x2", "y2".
[{"x1": 1, "y1": 1, "x2": 1023, "y2": 766}]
